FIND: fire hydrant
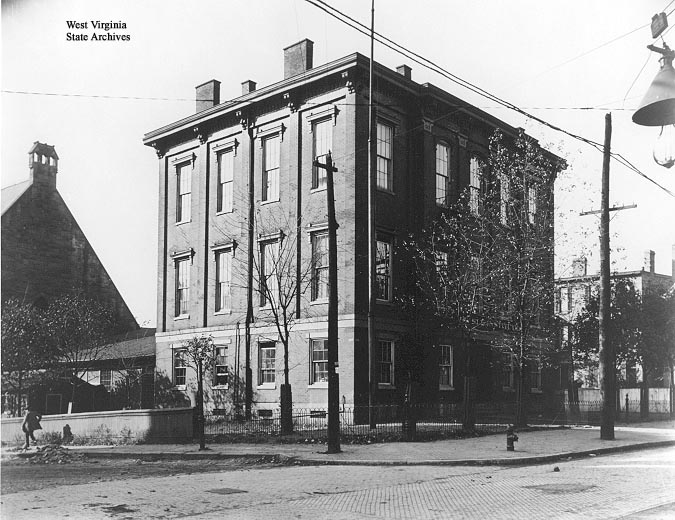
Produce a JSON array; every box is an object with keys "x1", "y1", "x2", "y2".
[{"x1": 506, "y1": 425, "x2": 518, "y2": 451}]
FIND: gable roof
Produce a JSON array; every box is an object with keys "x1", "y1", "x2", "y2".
[{"x1": 1, "y1": 180, "x2": 32, "y2": 216}]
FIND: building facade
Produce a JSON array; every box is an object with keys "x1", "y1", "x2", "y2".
[{"x1": 144, "y1": 40, "x2": 563, "y2": 414}]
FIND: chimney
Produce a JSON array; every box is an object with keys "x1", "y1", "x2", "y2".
[
  {"x1": 643, "y1": 249, "x2": 655, "y2": 273},
  {"x1": 572, "y1": 256, "x2": 587, "y2": 277},
  {"x1": 396, "y1": 64, "x2": 412, "y2": 80},
  {"x1": 195, "y1": 79, "x2": 221, "y2": 113},
  {"x1": 284, "y1": 39, "x2": 313, "y2": 79},
  {"x1": 28, "y1": 141, "x2": 59, "y2": 190},
  {"x1": 241, "y1": 80, "x2": 257, "y2": 95}
]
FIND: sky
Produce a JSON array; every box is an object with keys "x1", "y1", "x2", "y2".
[{"x1": 2, "y1": 0, "x2": 674, "y2": 327}]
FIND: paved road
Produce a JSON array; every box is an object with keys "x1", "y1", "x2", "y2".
[{"x1": 2, "y1": 447, "x2": 674, "y2": 519}]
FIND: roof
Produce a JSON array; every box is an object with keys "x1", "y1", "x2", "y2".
[
  {"x1": 99, "y1": 328, "x2": 156, "y2": 361},
  {"x1": 1, "y1": 180, "x2": 31, "y2": 216}
]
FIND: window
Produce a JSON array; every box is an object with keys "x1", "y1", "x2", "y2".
[
  {"x1": 99, "y1": 369, "x2": 112, "y2": 391},
  {"x1": 561, "y1": 325, "x2": 569, "y2": 345},
  {"x1": 502, "y1": 352, "x2": 515, "y2": 390},
  {"x1": 530, "y1": 357, "x2": 542, "y2": 392},
  {"x1": 310, "y1": 339, "x2": 328, "y2": 384},
  {"x1": 217, "y1": 149, "x2": 234, "y2": 213},
  {"x1": 259, "y1": 240, "x2": 279, "y2": 307},
  {"x1": 262, "y1": 134, "x2": 280, "y2": 202},
  {"x1": 312, "y1": 119, "x2": 332, "y2": 189},
  {"x1": 311, "y1": 232, "x2": 329, "y2": 301},
  {"x1": 173, "y1": 349, "x2": 187, "y2": 387},
  {"x1": 435, "y1": 143, "x2": 450, "y2": 206},
  {"x1": 378, "y1": 340, "x2": 394, "y2": 386},
  {"x1": 175, "y1": 257, "x2": 190, "y2": 317},
  {"x1": 558, "y1": 286, "x2": 571, "y2": 313},
  {"x1": 469, "y1": 155, "x2": 484, "y2": 215},
  {"x1": 500, "y1": 173, "x2": 510, "y2": 225},
  {"x1": 215, "y1": 250, "x2": 232, "y2": 312},
  {"x1": 376, "y1": 237, "x2": 392, "y2": 301},
  {"x1": 527, "y1": 185, "x2": 537, "y2": 224},
  {"x1": 376, "y1": 122, "x2": 393, "y2": 191},
  {"x1": 259, "y1": 342, "x2": 276, "y2": 385},
  {"x1": 214, "y1": 346, "x2": 229, "y2": 387},
  {"x1": 439, "y1": 345, "x2": 453, "y2": 389},
  {"x1": 176, "y1": 162, "x2": 191, "y2": 223}
]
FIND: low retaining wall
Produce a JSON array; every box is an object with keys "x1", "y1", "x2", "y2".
[{"x1": 1, "y1": 407, "x2": 194, "y2": 445}]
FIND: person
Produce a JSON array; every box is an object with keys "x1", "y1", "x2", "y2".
[{"x1": 21, "y1": 408, "x2": 42, "y2": 449}]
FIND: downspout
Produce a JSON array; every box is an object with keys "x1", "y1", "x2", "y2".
[
  {"x1": 203, "y1": 141, "x2": 211, "y2": 327},
  {"x1": 245, "y1": 123, "x2": 255, "y2": 420}
]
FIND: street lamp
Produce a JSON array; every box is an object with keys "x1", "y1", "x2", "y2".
[{"x1": 632, "y1": 16, "x2": 675, "y2": 168}]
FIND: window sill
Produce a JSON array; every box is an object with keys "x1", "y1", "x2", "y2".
[
  {"x1": 257, "y1": 383, "x2": 276, "y2": 390},
  {"x1": 439, "y1": 386, "x2": 455, "y2": 391},
  {"x1": 216, "y1": 209, "x2": 234, "y2": 216},
  {"x1": 308, "y1": 382, "x2": 328, "y2": 389},
  {"x1": 174, "y1": 314, "x2": 190, "y2": 321},
  {"x1": 214, "y1": 309, "x2": 232, "y2": 316},
  {"x1": 212, "y1": 385, "x2": 229, "y2": 390},
  {"x1": 174, "y1": 385, "x2": 187, "y2": 391},
  {"x1": 530, "y1": 388, "x2": 543, "y2": 394},
  {"x1": 175, "y1": 220, "x2": 191, "y2": 226},
  {"x1": 376, "y1": 299, "x2": 395, "y2": 306},
  {"x1": 378, "y1": 383, "x2": 395, "y2": 390},
  {"x1": 260, "y1": 199, "x2": 280, "y2": 206},
  {"x1": 310, "y1": 299, "x2": 328, "y2": 306},
  {"x1": 310, "y1": 186, "x2": 327, "y2": 194},
  {"x1": 376, "y1": 188, "x2": 395, "y2": 196}
]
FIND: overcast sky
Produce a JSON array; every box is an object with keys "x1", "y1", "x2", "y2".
[{"x1": 3, "y1": 0, "x2": 674, "y2": 327}]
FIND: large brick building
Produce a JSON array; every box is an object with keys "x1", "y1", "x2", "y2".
[{"x1": 143, "y1": 40, "x2": 563, "y2": 413}]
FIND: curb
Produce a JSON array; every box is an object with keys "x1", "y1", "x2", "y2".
[{"x1": 51, "y1": 439, "x2": 675, "y2": 466}]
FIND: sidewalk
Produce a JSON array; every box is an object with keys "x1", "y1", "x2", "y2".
[{"x1": 11, "y1": 422, "x2": 673, "y2": 467}]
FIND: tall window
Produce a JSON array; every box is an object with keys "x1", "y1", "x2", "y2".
[
  {"x1": 376, "y1": 122, "x2": 393, "y2": 191},
  {"x1": 310, "y1": 339, "x2": 328, "y2": 384},
  {"x1": 311, "y1": 232, "x2": 329, "y2": 301},
  {"x1": 312, "y1": 119, "x2": 332, "y2": 189},
  {"x1": 173, "y1": 349, "x2": 187, "y2": 387},
  {"x1": 260, "y1": 240, "x2": 279, "y2": 307},
  {"x1": 176, "y1": 162, "x2": 191, "y2": 223},
  {"x1": 502, "y1": 352, "x2": 515, "y2": 390},
  {"x1": 530, "y1": 357, "x2": 542, "y2": 392},
  {"x1": 435, "y1": 143, "x2": 450, "y2": 206},
  {"x1": 215, "y1": 250, "x2": 232, "y2": 312},
  {"x1": 214, "y1": 346, "x2": 228, "y2": 387},
  {"x1": 378, "y1": 340, "x2": 394, "y2": 386},
  {"x1": 469, "y1": 155, "x2": 484, "y2": 215},
  {"x1": 99, "y1": 369, "x2": 112, "y2": 391},
  {"x1": 527, "y1": 185, "x2": 537, "y2": 224},
  {"x1": 262, "y1": 135, "x2": 280, "y2": 202},
  {"x1": 500, "y1": 173, "x2": 510, "y2": 225},
  {"x1": 217, "y1": 149, "x2": 234, "y2": 213},
  {"x1": 558, "y1": 286, "x2": 571, "y2": 313},
  {"x1": 376, "y1": 237, "x2": 392, "y2": 301},
  {"x1": 259, "y1": 342, "x2": 276, "y2": 385},
  {"x1": 175, "y1": 257, "x2": 190, "y2": 316},
  {"x1": 439, "y1": 345, "x2": 453, "y2": 389}
]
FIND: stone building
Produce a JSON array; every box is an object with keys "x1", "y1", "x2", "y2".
[{"x1": 144, "y1": 40, "x2": 563, "y2": 414}]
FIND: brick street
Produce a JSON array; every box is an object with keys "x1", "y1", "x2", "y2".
[{"x1": 2, "y1": 446, "x2": 674, "y2": 519}]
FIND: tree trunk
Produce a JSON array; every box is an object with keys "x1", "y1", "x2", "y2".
[
  {"x1": 462, "y1": 343, "x2": 476, "y2": 431},
  {"x1": 280, "y1": 339, "x2": 293, "y2": 435},
  {"x1": 640, "y1": 370, "x2": 650, "y2": 420},
  {"x1": 17, "y1": 373, "x2": 23, "y2": 417},
  {"x1": 515, "y1": 360, "x2": 528, "y2": 427},
  {"x1": 197, "y1": 361, "x2": 206, "y2": 450}
]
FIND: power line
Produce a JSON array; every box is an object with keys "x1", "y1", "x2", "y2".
[
  {"x1": 1, "y1": 89, "x2": 193, "y2": 102},
  {"x1": 306, "y1": 0, "x2": 675, "y2": 198}
]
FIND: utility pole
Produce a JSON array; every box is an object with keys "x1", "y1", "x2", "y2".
[
  {"x1": 598, "y1": 113, "x2": 615, "y2": 440},
  {"x1": 314, "y1": 151, "x2": 341, "y2": 453}
]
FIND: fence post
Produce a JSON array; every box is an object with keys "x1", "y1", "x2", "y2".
[{"x1": 625, "y1": 393, "x2": 629, "y2": 422}]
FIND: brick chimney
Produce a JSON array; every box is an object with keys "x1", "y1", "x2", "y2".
[
  {"x1": 241, "y1": 80, "x2": 256, "y2": 95},
  {"x1": 643, "y1": 249, "x2": 655, "y2": 273},
  {"x1": 195, "y1": 79, "x2": 221, "y2": 113},
  {"x1": 396, "y1": 64, "x2": 412, "y2": 80},
  {"x1": 284, "y1": 39, "x2": 313, "y2": 79},
  {"x1": 28, "y1": 142, "x2": 58, "y2": 190},
  {"x1": 571, "y1": 256, "x2": 587, "y2": 277}
]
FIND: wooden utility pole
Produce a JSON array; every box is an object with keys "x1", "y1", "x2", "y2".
[
  {"x1": 314, "y1": 151, "x2": 341, "y2": 453},
  {"x1": 598, "y1": 113, "x2": 615, "y2": 440}
]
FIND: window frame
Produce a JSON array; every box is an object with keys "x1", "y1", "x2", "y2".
[
  {"x1": 262, "y1": 134, "x2": 280, "y2": 203},
  {"x1": 176, "y1": 161, "x2": 192, "y2": 224},
  {"x1": 435, "y1": 142, "x2": 450, "y2": 207},
  {"x1": 311, "y1": 231, "x2": 329, "y2": 301},
  {"x1": 529, "y1": 356, "x2": 542, "y2": 393},
  {"x1": 469, "y1": 155, "x2": 485, "y2": 216},
  {"x1": 258, "y1": 341, "x2": 276, "y2": 387},
  {"x1": 501, "y1": 352, "x2": 516, "y2": 391},
  {"x1": 309, "y1": 339, "x2": 328, "y2": 385},
  {"x1": 99, "y1": 369, "x2": 113, "y2": 391},
  {"x1": 375, "y1": 236, "x2": 393, "y2": 302},
  {"x1": 173, "y1": 348, "x2": 187, "y2": 388},
  {"x1": 216, "y1": 147, "x2": 235, "y2": 214},
  {"x1": 174, "y1": 256, "x2": 190, "y2": 318},
  {"x1": 259, "y1": 239, "x2": 280, "y2": 308},
  {"x1": 213, "y1": 345, "x2": 229, "y2": 388},
  {"x1": 312, "y1": 117, "x2": 333, "y2": 190},
  {"x1": 499, "y1": 173, "x2": 511, "y2": 225},
  {"x1": 378, "y1": 339, "x2": 395, "y2": 388},
  {"x1": 527, "y1": 184, "x2": 537, "y2": 224},
  {"x1": 438, "y1": 345, "x2": 454, "y2": 390},
  {"x1": 215, "y1": 249, "x2": 232, "y2": 314},
  {"x1": 376, "y1": 121, "x2": 394, "y2": 192}
]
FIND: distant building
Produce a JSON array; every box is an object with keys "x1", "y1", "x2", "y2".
[
  {"x1": 555, "y1": 249, "x2": 674, "y2": 387},
  {"x1": 1, "y1": 142, "x2": 145, "y2": 415},
  {"x1": 143, "y1": 39, "x2": 564, "y2": 414}
]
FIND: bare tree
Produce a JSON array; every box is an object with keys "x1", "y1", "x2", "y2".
[{"x1": 182, "y1": 334, "x2": 216, "y2": 450}]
